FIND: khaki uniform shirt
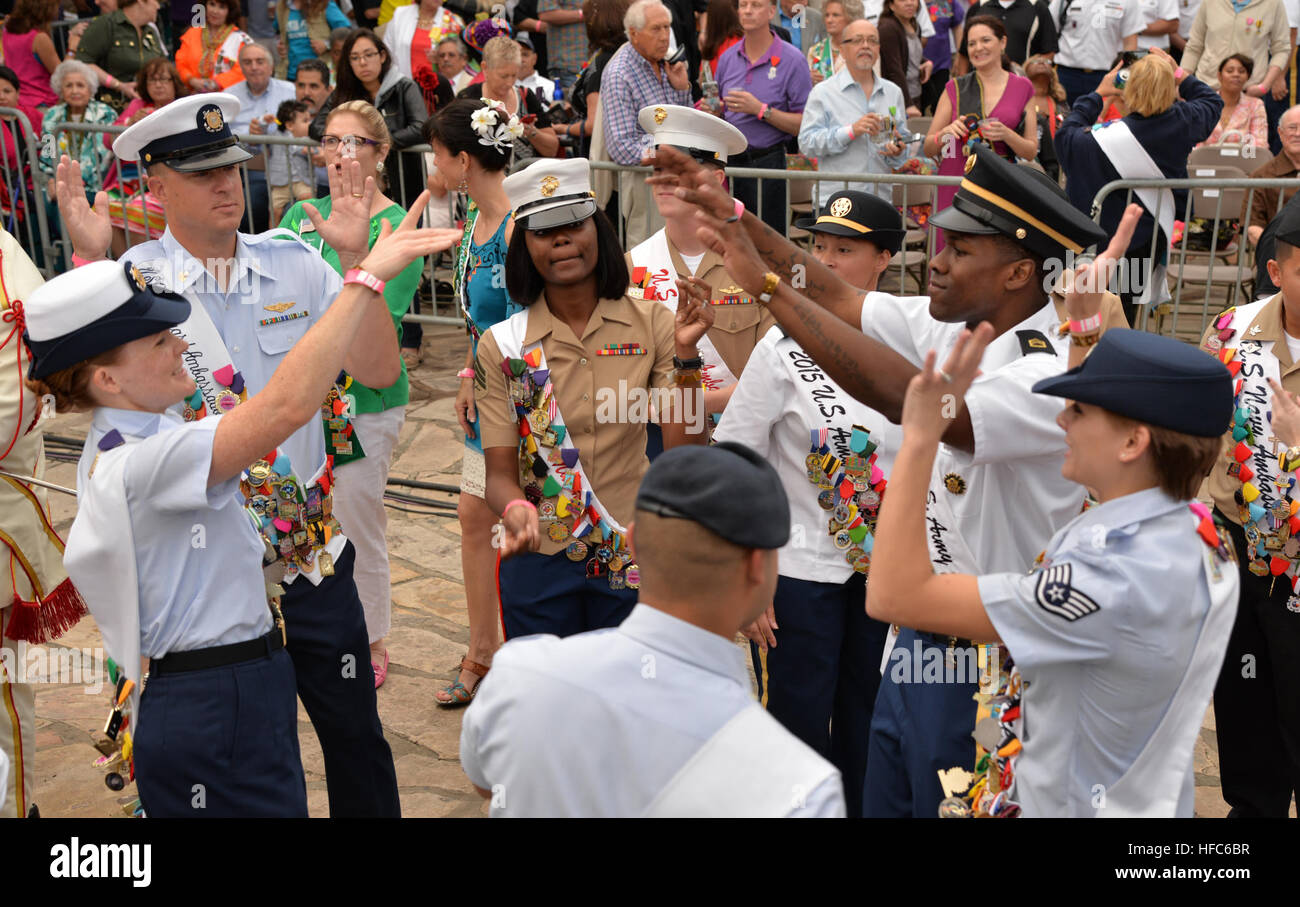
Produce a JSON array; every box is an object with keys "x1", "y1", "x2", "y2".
[
  {"x1": 624, "y1": 245, "x2": 776, "y2": 382},
  {"x1": 477, "y1": 293, "x2": 676, "y2": 556},
  {"x1": 1200, "y1": 293, "x2": 1300, "y2": 525}
]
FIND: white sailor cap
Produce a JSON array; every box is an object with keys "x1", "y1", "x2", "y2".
[
  {"x1": 638, "y1": 104, "x2": 748, "y2": 164},
  {"x1": 504, "y1": 158, "x2": 598, "y2": 231},
  {"x1": 113, "y1": 93, "x2": 253, "y2": 171},
  {"x1": 22, "y1": 260, "x2": 191, "y2": 379}
]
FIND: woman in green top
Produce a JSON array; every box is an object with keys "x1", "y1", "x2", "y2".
[
  {"x1": 74, "y1": 0, "x2": 166, "y2": 111},
  {"x1": 281, "y1": 100, "x2": 458, "y2": 687}
]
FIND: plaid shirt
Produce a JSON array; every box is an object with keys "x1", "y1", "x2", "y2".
[
  {"x1": 538, "y1": 0, "x2": 589, "y2": 74},
  {"x1": 600, "y1": 42, "x2": 693, "y2": 165}
]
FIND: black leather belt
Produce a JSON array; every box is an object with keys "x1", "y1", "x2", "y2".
[
  {"x1": 1056, "y1": 64, "x2": 1101, "y2": 74},
  {"x1": 150, "y1": 627, "x2": 284, "y2": 677},
  {"x1": 730, "y1": 142, "x2": 787, "y2": 165},
  {"x1": 917, "y1": 630, "x2": 976, "y2": 649}
]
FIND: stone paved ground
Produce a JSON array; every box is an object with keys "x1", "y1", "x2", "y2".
[{"x1": 23, "y1": 324, "x2": 1249, "y2": 818}]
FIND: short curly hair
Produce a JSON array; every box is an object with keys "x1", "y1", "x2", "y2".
[{"x1": 25, "y1": 347, "x2": 122, "y2": 414}]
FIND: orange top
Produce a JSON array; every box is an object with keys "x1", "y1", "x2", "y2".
[{"x1": 174, "y1": 25, "x2": 247, "y2": 89}]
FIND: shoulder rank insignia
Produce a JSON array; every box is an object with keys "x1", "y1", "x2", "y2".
[
  {"x1": 1016, "y1": 329, "x2": 1057, "y2": 357},
  {"x1": 1034, "y1": 563, "x2": 1100, "y2": 621}
]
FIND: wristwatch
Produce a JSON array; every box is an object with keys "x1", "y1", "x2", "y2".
[{"x1": 673, "y1": 353, "x2": 704, "y2": 370}]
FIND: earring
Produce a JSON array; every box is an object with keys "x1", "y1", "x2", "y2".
[
  {"x1": 456, "y1": 171, "x2": 469, "y2": 193},
  {"x1": 376, "y1": 159, "x2": 384, "y2": 173}
]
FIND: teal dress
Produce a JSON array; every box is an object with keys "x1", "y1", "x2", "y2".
[{"x1": 463, "y1": 211, "x2": 521, "y2": 452}]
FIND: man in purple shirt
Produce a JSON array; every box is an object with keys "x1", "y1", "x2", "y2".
[
  {"x1": 715, "y1": 0, "x2": 812, "y2": 236},
  {"x1": 601, "y1": 0, "x2": 693, "y2": 247}
]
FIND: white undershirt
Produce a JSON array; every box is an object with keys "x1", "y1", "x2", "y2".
[
  {"x1": 1284, "y1": 330, "x2": 1300, "y2": 364},
  {"x1": 679, "y1": 251, "x2": 706, "y2": 276}
]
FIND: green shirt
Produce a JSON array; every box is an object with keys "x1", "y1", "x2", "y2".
[
  {"x1": 75, "y1": 11, "x2": 166, "y2": 85},
  {"x1": 278, "y1": 197, "x2": 420, "y2": 412}
]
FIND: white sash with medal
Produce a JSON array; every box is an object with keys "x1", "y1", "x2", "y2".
[
  {"x1": 643, "y1": 703, "x2": 840, "y2": 817},
  {"x1": 773, "y1": 330, "x2": 890, "y2": 574},
  {"x1": 1092, "y1": 120, "x2": 1173, "y2": 306},
  {"x1": 494, "y1": 309, "x2": 628, "y2": 541},
  {"x1": 628, "y1": 230, "x2": 738, "y2": 390},
  {"x1": 1100, "y1": 534, "x2": 1237, "y2": 817},
  {"x1": 161, "y1": 278, "x2": 345, "y2": 586}
]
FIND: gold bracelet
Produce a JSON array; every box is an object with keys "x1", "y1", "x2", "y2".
[
  {"x1": 1070, "y1": 331, "x2": 1101, "y2": 348},
  {"x1": 758, "y1": 271, "x2": 780, "y2": 304}
]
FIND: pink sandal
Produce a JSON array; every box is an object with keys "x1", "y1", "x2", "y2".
[{"x1": 373, "y1": 650, "x2": 389, "y2": 689}]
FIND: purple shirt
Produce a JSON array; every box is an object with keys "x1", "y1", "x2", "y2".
[
  {"x1": 923, "y1": 1, "x2": 966, "y2": 72},
  {"x1": 714, "y1": 32, "x2": 812, "y2": 150}
]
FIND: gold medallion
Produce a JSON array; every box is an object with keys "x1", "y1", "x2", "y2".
[
  {"x1": 829, "y1": 197, "x2": 853, "y2": 218},
  {"x1": 944, "y1": 473, "x2": 967, "y2": 495}
]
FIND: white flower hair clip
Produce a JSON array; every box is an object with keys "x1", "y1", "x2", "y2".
[{"x1": 471, "y1": 99, "x2": 523, "y2": 151}]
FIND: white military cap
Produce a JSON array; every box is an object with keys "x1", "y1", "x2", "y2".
[
  {"x1": 504, "y1": 158, "x2": 598, "y2": 231},
  {"x1": 113, "y1": 93, "x2": 252, "y2": 171},
  {"x1": 22, "y1": 260, "x2": 191, "y2": 379},
  {"x1": 637, "y1": 104, "x2": 748, "y2": 164}
]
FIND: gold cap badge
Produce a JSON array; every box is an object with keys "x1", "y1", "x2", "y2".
[
  {"x1": 1016, "y1": 227, "x2": 1027, "y2": 239},
  {"x1": 202, "y1": 106, "x2": 224, "y2": 133},
  {"x1": 829, "y1": 197, "x2": 853, "y2": 218},
  {"x1": 653, "y1": 106, "x2": 668, "y2": 125},
  {"x1": 540, "y1": 175, "x2": 559, "y2": 197},
  {"x1": 129, "y1": 266, "x2": 146, "y2": 292},
  {"x1": 964, "y1": 153, "x2": 977, "y2": 174}
]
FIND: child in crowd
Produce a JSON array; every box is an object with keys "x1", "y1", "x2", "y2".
[{"x1": 268, "y1": 99, "x2": 316, "y2": 224}]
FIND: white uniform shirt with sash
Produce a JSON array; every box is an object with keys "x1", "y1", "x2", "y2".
[
  {"x1": 65, "y1": 408, "x2": 273, "y2": 721},
  {"x1": 861, "y1": 292, "x2": 1084, "y2": 580},
  {"x1": 628, "y1": 229, "x2": 740, "y2": 390},
  {"x1": 714, "y1": 324, "x2": 904, "y2": 583},
  {"x1": 977, "y1": 488, "x2": 1238, "y2": 816},
  {"x1": 460, "y1": 603, "x2": 845, "y2": 817},
  {"x1": 121, "y1": 227, "x2": 347, "y2": 583}
]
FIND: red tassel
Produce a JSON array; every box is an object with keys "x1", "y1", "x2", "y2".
[{"x1": 4, "y1": 576, "x2": 88, "y2": 644}]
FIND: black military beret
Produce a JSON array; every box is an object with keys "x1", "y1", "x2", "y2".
[{"x1": 635, "y1": 441, "x2": 790, "y2": 548}]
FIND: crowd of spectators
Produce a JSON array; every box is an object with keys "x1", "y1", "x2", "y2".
[{"x1": 0, "y1": 0, "x2": 1299, "y2": 312}]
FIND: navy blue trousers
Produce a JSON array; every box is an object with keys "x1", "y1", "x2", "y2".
[
  {"x1": 1056, "y1": 66, "x2": 1105, "y2": 110},
  {"x1": 135, "y1": 646, "x2": 308, "y2": 817},
  {"x1": 281, "y1": 541, "x2": 401, "y2": 816},
  {"x1": 499, "y1": 550, "x2": 638, "y2": 639},
  {"x1": 751, "y1": 572, "x2": 888, "y2": 818},
  {"x1": 863, "y1": 627, "x2": 980, "y2": 818}
]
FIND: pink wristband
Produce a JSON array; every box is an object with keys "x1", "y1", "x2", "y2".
[
  {"x1": 758, "y1": 103, "x2": 769, "y2": 121},
  {"x1": 727, "y1": 198, "x2": 744, "y2": 223},
  {"x1": 343, "y1": 267, "x2": 386, "y2": 296},
  {"x1": 503, "y1": 498, "x2": 536, "y2": 517},
  {"x1": 457, "y1": 367, "x2": 476, "y2": 379},
  {"x1": 1174, "y1": 67, "x2": 1185, "y2": 80},
  {"x1": 1068, "y1": 314, "x2": 1103, "y2": 334},
  {"x1": 70, "y1": 253, "x2": 103, "y2": 267}
]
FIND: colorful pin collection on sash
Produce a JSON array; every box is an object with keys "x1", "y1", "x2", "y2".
[
  {"x1": 240, "y1": 447, "x2": 341, "y2": 579},
  {"x1": 1211, "y1": 307, "x2": 1300, "y2": 610},
  {"x1": 503, "y1": 351, "x2": 640, "y2": 590},
  {"x1": 805, "y1": 425, "x2": 887, "y2": 574}
]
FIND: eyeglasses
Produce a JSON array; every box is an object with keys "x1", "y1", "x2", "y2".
[
  {"x1": 349, "y1": 50, "x2": 382, "y2": 64},
  {"x1": 841, "y1": 36, "x2": 880, "y2": 47},
  {"x1": 321, "y1": 134, "x2": 382, "y2": 150},
  {"x1": 147, "y1": 75, "x2": 173, "y2": 84}
]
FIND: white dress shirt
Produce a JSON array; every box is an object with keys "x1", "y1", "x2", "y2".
[
  {"x1": 1137, "y1": 0, "x2": 1180, "y2": 47},
  {"x1": 860, "y1": 293, "x2": 1085, "y2": 575},
  {"x1": 460, "y1": 604, "x2": 846, "y2": 817},
  {"x1": 1050, "y1": 0, "x2": 1147, "y2": 69}
]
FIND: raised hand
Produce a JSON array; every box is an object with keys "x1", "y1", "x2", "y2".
[
  {"x1": 1061, "y1": 202, "x2": 1142, "y2": 322},
  {"x1": 355, "y1": 190, "x2": 464, "y2": 281},
  {"x1": 902, "y1": 323, "x2": 995, "y2": 446},
  {"x1": 305, "y1": 158, "x2": 377, "y2": 269},
  {"x1": 55, "y1": 154, "x2": 111, "y2": 260},
  {"x1": 674, "y1": 275, "x2": 716, "y2": 352}
]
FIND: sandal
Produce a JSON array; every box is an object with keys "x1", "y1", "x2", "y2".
[
  {"x1": 435, "y1": 656, "x2": 490, "y2": 708},
  {"x1": 372, "y1": 650, "x2": 389, "y2": 689}
]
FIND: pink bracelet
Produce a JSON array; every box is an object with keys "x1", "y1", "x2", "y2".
[
  {"x1": 726, "y1": 198, "x2": 744, "y2": 223},
  {"x1": 457, "y1": 367, "x2": 476, "y2": 379},
  {"x1": 70, "y1": 253, "x2": 104, "y2": 267},
  {"x1": 503, "y1": 498, "x2": 536, "y2": 517},
  {"x1": 758, "y1": 103, "x2": 769, "y2": 121},
  {"x1": 1068, "y1": 314, "x2": 1103, "y2": 334}
]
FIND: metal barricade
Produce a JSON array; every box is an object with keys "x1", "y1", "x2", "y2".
[
  {"x1": 590, "y1": 159, "x2": 961, "y2": 297},
  {"x1": 1088, "y1": 176, "x2": 1300, "y2": 341},
  {"x1": 0, "y1": 107, "x2": 59, "y2": 276}
]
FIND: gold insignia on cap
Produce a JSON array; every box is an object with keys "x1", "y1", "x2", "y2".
[
  {"x1": 964, "y1": 154, "x2": 977, "y2": 174},
  {"x1": 540, "y1": 175, "x2": 559, "y2": 197},
  {"x1": 203, "y1": 107, "x2": 224, "y2": 133},
  {"x1": 1016, "y1": 227, "x2": 1027, "y2": 239},
  {"x1": 129, "y1": 266, "x2": 146, "y2": 291},
  {"x1": 829, "y1": 197, "x2": 853, "y2": 218},
  {"x1": 653, "y1": 106, "x2": 668, "y2": 125}
]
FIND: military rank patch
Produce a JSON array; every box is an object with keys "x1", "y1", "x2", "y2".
[
  {"x1": 1035, "y1": 563, "x2": 1099, "y2": 621},
  {"x1": 1016, "y1": 329, "x2": 1057, "y2": 357}
]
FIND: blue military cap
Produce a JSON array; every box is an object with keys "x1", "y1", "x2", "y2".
[
  {"x1": 23, "y1": 260, "x2": 191, "y2": 379},
  {"x1": 931, "y1": 143, "x2": 1107, "y2": 261},
  {"x1": 793, "y1": 190, "x2": 906, "y2": 254},
  {"x1": 113, "y1": 93, "x2": 252, "y2": 172},
  {"x1": 635, "y1": 441, "x2": 790, "y2": 549},
  {"x1": 1032, "y1": 329, "x2": 1233, "y2": 437}
]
